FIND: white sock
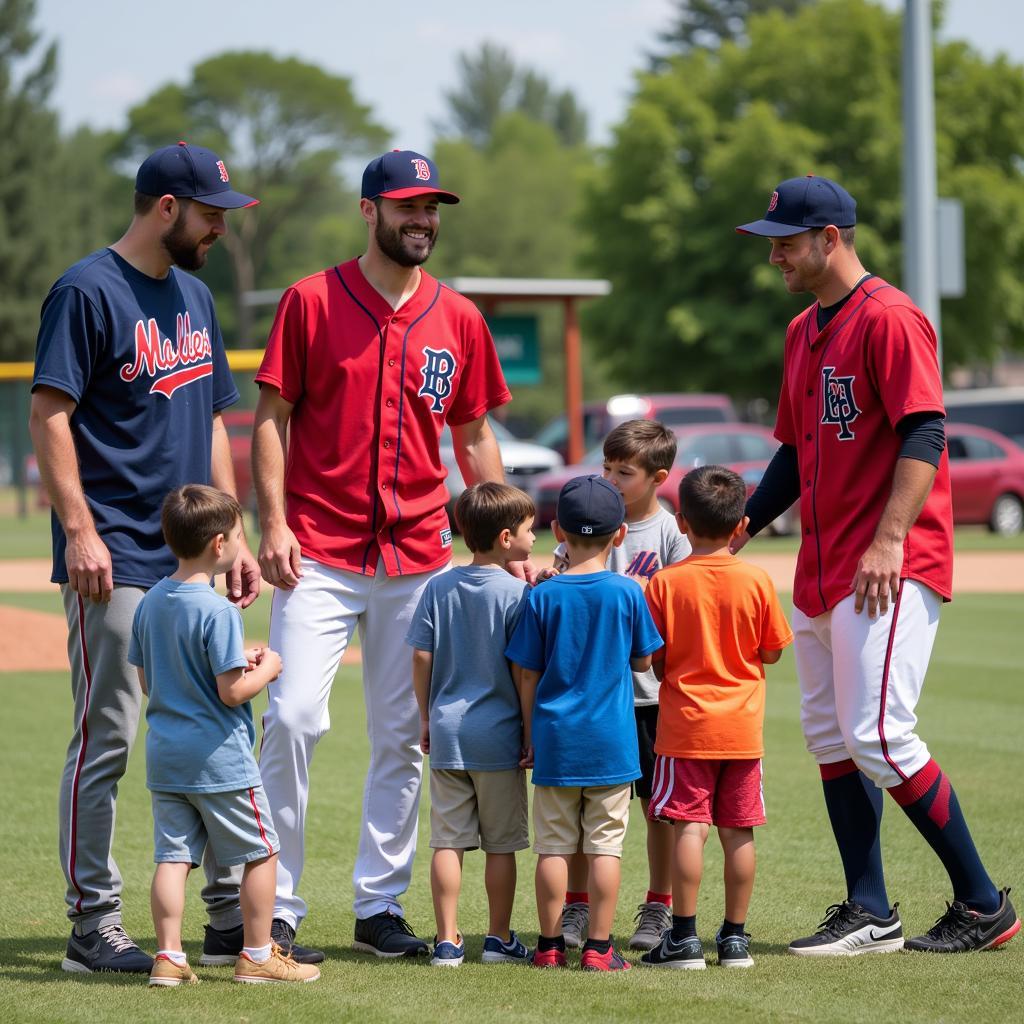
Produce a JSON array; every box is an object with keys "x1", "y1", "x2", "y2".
[
  {"x1": 243, "y1": 943, "x2": 272, "y2": 963},
  {"x1": 156, "y1": 949, "x2": 187, "y2": 966}
]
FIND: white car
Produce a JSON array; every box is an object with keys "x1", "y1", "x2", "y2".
[{"x1": 441, "y1": 419, "x2": 563, "y2": 524}]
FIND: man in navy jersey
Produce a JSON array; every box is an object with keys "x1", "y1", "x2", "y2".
[{"x1": 30, "y1": 142, "x2": 261, "y2": 975}]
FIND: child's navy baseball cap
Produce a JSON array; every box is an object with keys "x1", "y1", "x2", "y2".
[
  {"x1": 135, "y1": 142, "x2": 259, "y2": 208},
  {"x1": 557, "y1": 475, "x2": 625, "y2": 537},
  {"x1": 361, "y1": 150, "x2": 460, "y2": 204},
  {"x1": 736, "y1": 175, "x2": 855, "y2": 237}
]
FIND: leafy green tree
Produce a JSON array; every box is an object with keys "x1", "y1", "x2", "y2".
[
  {"x1": 121, "y1": 51, "x2": 387, "y2": 344},
  {"x1": 582, "y1": 0, "x2": 1024, "y2": 396},
  {"x1": 654, "y1": 0, "x2": 815, "y2": 57}
]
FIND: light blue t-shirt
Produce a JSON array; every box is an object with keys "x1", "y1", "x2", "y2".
[
  {"x1": 128, "y1": 578, "x2": 254, "y2": 793},
  {"x1": 505, "y1": 572, "x2": 663, "y2": 787},
  {"x1": 405, "y1": 566, "x2": 529, "y2": 770}
]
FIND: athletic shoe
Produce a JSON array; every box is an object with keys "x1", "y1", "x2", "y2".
[
  {"x1": 788, "y1": 900, "x2": 903, "y2": 956},
  {"x1": 148, "y1": 954, "x2": 199, "y2": 987},
  {"x1": 640, "y1": 932, "x2": 706, "y2": 970},
  {"x1": 716, "y1": 929, "x2": 754, "y2": 968},
  {"x1": 904, "y1": 887, "x2": 1021, "y2": 953},
  {"x1": 561, "y1": 901, "x2": 589, "y2": 948},
  {"x1": 530, "y1": 946, "x2": 568, "y2": 968},
  {"x1": 61, "y1": 923, "x2": 154, "y2": 974},
  {"x1": 628, "y1": 901, "x2": 673, "y2": 951},
  {"x1": 430, "y1": 937, "x2": 465, "y2": 967},
  {"x1": 233, "y1": 944, "x2": 321, "y2": 983},
  {"x1": 271, "y1": 918, "x2": 325, "y2": 964},
  {"x1": 199, "y1": 922, "x2": 244, "y2": 967},
  {"x1": 481, "y1": 931, "x2": 531, "y2": 964},
  {"x1": 581, "y1": 943, "x2": 631, "y2": 972},
  {"x1": 353, "y1": 911, "x2": 429, "y2": 958}
]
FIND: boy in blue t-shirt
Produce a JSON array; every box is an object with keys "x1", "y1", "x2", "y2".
[
  {"x1": 506, "y1": 475, "x2": 662, "y2": 972},
  {"x1": 129, "y1": 485, "x2": 319, "y2": 987},
  {"x1": 407, "y1": 483, "x2": 536, "y2": 968}
]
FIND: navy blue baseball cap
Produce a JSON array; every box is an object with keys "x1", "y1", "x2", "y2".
[
  {"x1": 557, "y1": 475, "x2": 626, "y2": 537},
  {"x1": 135, "y1": 142, "x2": 259, "y2": 209},
  {"x1": 361, "y1": 149, "x2": 460, "y2": 204},
  {"x1": 736, "y1": 175, "x2": 855, "y2": 237}
]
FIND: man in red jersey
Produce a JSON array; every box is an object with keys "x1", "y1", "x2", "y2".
[
  {"x1": 735, "y1": 176, "x2": 1018, "y2": 955},
  {"x1": 247, "y1": 150, "x2": 511, "y2": 962}
]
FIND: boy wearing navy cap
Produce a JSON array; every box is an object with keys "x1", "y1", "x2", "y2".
[{"x1": 506, "y1": 475, "x2": 663, "y2": 972}]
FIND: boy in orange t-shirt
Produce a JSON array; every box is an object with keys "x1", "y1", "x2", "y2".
[{"x1": 639, "y1": 466, "x2": 792, "y2": 971}]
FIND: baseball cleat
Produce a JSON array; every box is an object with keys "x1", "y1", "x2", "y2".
[
  {"x1": 628, "y1": 900, "x2": 673, "y2": 951},
  {"x1": 904, "y1": 887, "x2": 1021, "y2": 952},
  {"x1": 716, "y1": 929, "x2": 754, "y2": 968},
  {"x1": 788, "y1": 900, "x2": 903, "y2": 956},
  {"x1": 640, "y1": 931, "x2": 706, "y2": 969},
  {"x1": 353, "y1": 911, "x2": 429, "y2": 958},
  {"x1": 271, "y1": 918, "x2": 325, "y2": 964},
  {"x1": 61, "y1": 922, "x2": 154, "y2": 974},
  {"x1": 560, "y1": 901, "x2": 589, "y2": 949}
]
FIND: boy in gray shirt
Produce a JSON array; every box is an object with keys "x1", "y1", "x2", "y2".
[{"x1": 407, "y1": 483, "x2": 536, "y2": 968}]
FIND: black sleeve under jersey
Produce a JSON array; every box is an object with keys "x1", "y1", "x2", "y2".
[
  {"x1": 896, "y1": 412, "x2": 945, "y2": 468},
  {"x1": 744, "y1": 443, "x2": 801, "y2": 537}
]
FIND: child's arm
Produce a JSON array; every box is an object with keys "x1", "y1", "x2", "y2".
[
  {"x1": 650, "y1": 653, "x2": 665, "y2": 681},
  {"x1": 631, "y1": 653, "x2": 653, "y2": 673},
  {"x1": 758, "y1": 647, "x2": 783, "y2": 665},
  {"x1": 217, "y1": 648, "x2": 282, "y2": 707},
  {"x1": 136, "y1": 666, "x2": 148, "y2": 697},
  {"x1": 411, "y1": 648, "x2": 433, "y2": 754},
  {"x1": 515, "y1": 666, "x2": 540, "y2": 768}
]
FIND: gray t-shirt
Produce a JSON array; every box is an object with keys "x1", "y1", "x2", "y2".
[
  {"x1": 405, "y1": 565, "x2": 529, "y2": 770},
  {"x1": 554, "y1": 506, "x2": 690, "y2": 704}
]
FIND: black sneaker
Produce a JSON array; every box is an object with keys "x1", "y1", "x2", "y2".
[
  {"x1": 716, "y1": 929, "x2": 754, "y2": 968},
  {"x1": 353, "y1": 911, "x2": 429, "y2": 958},
  {"x1": 199, "y1": 922, "x2": 244, "y2": 966},
  {"x1": 271, "y1": 918, "x2": 326, "y2": 964},
  {"x1": 905, "y1": 887, "x2": 1021, "y2": 953},
  {"x1": 639, "y1": 931, "x2": 706, "y2": 970},
  {"x1": 61, "y1": 923, "x2": 154, "y2": 974},
  {"x1": 788, "y1": 901, "x2": 903, "y2": 957}
]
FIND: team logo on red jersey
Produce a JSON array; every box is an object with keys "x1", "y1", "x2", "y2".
[
  {"x1": 411, "y1": 158, "x2": 431, "y2": 181},
  {"x1": 418, "y1": 347, "x2": 456, "y2": 413},
  {"x1": 820, "y1": 366, "x2": 861, "y2": 440},
  {"x1": 768, "y1": 190, "x2": 779, "y2": 212},
  {"x1": 216, "y1": 160, "x2": 230, "y2": 182},
  {"x1": 119, "y1": 313, "x2": 214, "y2": 398}
]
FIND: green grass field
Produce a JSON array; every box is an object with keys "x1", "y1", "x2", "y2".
[{"x1": 0, "y1": 588, "x2": 1021, "y2": 1023}]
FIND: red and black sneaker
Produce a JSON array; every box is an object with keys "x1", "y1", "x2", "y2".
[
  {"x1": 581, "y1": 943, "x2": 631, "y2": 972},
  {"x1": 531, "y1": 946, "x2": 567, "y2": 968},
  {"x1": 905, "y1": 887, "x2": 1021, "y2": 953}
]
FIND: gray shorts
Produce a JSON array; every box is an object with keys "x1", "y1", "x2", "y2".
[{"x1": 152, "y1": 785, "x2": 280, "y2": 867}]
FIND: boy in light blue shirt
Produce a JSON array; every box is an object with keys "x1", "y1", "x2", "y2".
[{"x1": 407, "y1": 482, "x2": 536, "y2": 968}]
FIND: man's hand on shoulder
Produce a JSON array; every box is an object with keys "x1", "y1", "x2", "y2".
[
  {"x1": 258, "y1": 520, "x2": 304, "y2": 590},
  {"x1": 226, "y1": 539, "x2": 261, "y2": 608},
  {"x1": 65, "y1": 525, "x2": 113, "y2": 603}
]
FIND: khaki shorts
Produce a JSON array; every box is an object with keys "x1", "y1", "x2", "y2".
[
  {"x1": 533, "y1": 784, "x2": 631, "y2": 857},
  {"x1": 429, "y1": 768, "x2": 529, "y2": 853}
]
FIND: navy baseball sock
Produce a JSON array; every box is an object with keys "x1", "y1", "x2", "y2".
[
  {"x1": 583, "y1": 937, "x2": 612, "y2": 954},
  {"x1": 537, "y1": 934, "x2": 566, "y2": 953},
  {"x1": 670, "y1": 914, "x2": 697, "y2": 940},
  {"x1": 720, "y1": 919, "x2": 745, "y2": 938},
  {"x1": 820, "y1": 760, "x2": 890, "y2": 918},
  {"x1": 888, "y1": 758, "x2": 999, "y2": 913}
]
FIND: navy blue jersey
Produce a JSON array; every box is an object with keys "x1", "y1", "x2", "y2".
[{"x1": 33, "y1": 248, "x2": 239, "y2": 587}]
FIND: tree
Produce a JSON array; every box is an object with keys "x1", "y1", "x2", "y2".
[
  {"x1": 582, "y1": 0, "x2": 1024, "y2": 396},
  {"x1": 653, "y1": 0, "x2": 814, "y2": 57},
  {"x1": 121, "y1": 52, "x2": 387, "y2": 344},
  {"x1": 0, "y1": 0, "x2": 59, "y2": 359},
  {"x1": 441, "y1": 42, "x2": 587, "y2": 148}
]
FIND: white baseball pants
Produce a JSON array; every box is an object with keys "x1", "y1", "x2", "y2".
[
  {"x1": 792, "y1": 579, "x2": 940, "y2": 789},
  {"x1": 259, "y1": 556, "x2": 447, "y2": 925}
]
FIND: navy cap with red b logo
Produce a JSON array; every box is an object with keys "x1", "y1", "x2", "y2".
[
  {"x1": 135, "y1": 142, "x2": 259, "y2": 209},
  {"x1": 361, "y1": 150, "x2": 460, "y2": 204},
  {"x1": 736, "y1": 175, "x2": 856, "y2": 237}
]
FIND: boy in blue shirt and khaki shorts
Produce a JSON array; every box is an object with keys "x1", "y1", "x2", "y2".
[
  {"x1": 130, "y1": 485, "x2": 320, "y2": 986},
  {"x1": 507, "y1": 475, "x2": 662, "y2": 972}
]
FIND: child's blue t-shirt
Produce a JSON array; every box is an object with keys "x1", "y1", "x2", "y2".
[
  {"x1": 32, "y1": 248, "x2": 239, "y2": 588},
  {"x1": 128, "y1": 578, "x2": 255, "y2": 793},
  {"x1": 405, "y1": 566, "x2": 529, "y2": 770},
  {"x1": 505, "y1": 572, "x2": 663, "y2": 787}
]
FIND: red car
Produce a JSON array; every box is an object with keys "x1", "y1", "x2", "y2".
[
  {"x1": 531, "y1": 423, "x2": 796, "y2": 534},
  {"x1": 947, "y1": 422, "x2": 1024, "y2": 535},
  {"x1": 220, "y1": 409, "x2": 255, "y2": 510}
]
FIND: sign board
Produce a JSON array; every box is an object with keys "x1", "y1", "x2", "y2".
[
  {"x1": 937, "y1": 197, "x2": 965, "y2": 298},
  {"x1": 486, "y1": 315, "x2": 541, "y2": 385}
]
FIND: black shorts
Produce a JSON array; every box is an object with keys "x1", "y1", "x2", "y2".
[{"x1": 634, "y1": 704, "x2": 660, "y2": 800}]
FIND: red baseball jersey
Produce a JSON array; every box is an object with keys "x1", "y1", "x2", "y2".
[
  {"x1": 256, "y1": 258, "x2": 511, "y2": 576},
  {"x1": 774, "y1": 277, "x2": 953, "y2": 617}
]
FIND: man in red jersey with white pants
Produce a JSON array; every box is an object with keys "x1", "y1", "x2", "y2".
[
  {"x1": 735, "y1": 175, "x2": 1018, "y2": 955},
  {"x1": 251, "y1": 151, "x2": 511, "y2": 961}
]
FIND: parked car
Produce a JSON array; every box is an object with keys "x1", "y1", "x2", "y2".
[
  {"x1": 944, "y1": 386, "x2": 1024, "y2": 448},
  {"x1": 531, "y1": 423, "x2": 795, "y2": 534},
  {"x1": 441, "y1": 419, "x2": 563, "y2": 526},
  {"x1": 220, "y1": 409, "x2": 255, "y2": 511},
  {"x1": 947, "y1": 422, "x2": 1024, "y2": 535},
  {"x1": 534, "y1": 393, "x2": 739, "y2": 461}
]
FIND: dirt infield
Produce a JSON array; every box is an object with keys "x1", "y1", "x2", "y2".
[{"x1": 1, "y1": 551, "x2": 1019, "y2": 674}]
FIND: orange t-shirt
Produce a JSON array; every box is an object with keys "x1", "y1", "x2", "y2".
[{"x1": 644, "y1": 554, "x2": 793, "y2": 759}]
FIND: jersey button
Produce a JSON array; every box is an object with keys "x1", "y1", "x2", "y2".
[
  {"x1": 805, "y1": 527, "x2": 811, "y2": 535},
  {"x1": 383, "y1": 440, "x2": 391, "y2": 448},
  {"x1": 386, "y1": 398, "x2": 394, "y2": 407},
  {"x1": 388, "y1": 359, "x2": 395, "y2": 366},
  {"x1": 381, "y1": 482, "x2": 388, "y2": 490},
  {"x1": 807, "y1": 389, "x2": 813, "y2": 397},
  {"x1": 805, "y1": 433, "x2": 812, "y2": 440}
]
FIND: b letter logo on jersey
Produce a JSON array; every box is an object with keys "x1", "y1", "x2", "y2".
[
  {"x1": 419, "y1": 348, "x2": 457, "y2": 413},
  {"x1": 820, "y1": 366, "x2": 861, "y2": 440},
  {"x1": 411, "y1": 158, "x2": 431, "y2": 181}
]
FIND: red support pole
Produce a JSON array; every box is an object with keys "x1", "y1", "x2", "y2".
[{"x1": 564, "y1": 297, "x2": 584, "y2": 466}]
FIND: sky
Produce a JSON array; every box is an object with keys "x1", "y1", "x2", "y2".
[{"x1": 34, "y1": 0, "x2": 1024, "y2": 155}]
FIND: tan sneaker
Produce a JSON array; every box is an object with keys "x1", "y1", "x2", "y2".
[
  {"x1": 233, "y1": 944, "x2": 321, "y2": 984},
  {"x1": 149, "y1": 953, "x2": 199, "y2": 987}
]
